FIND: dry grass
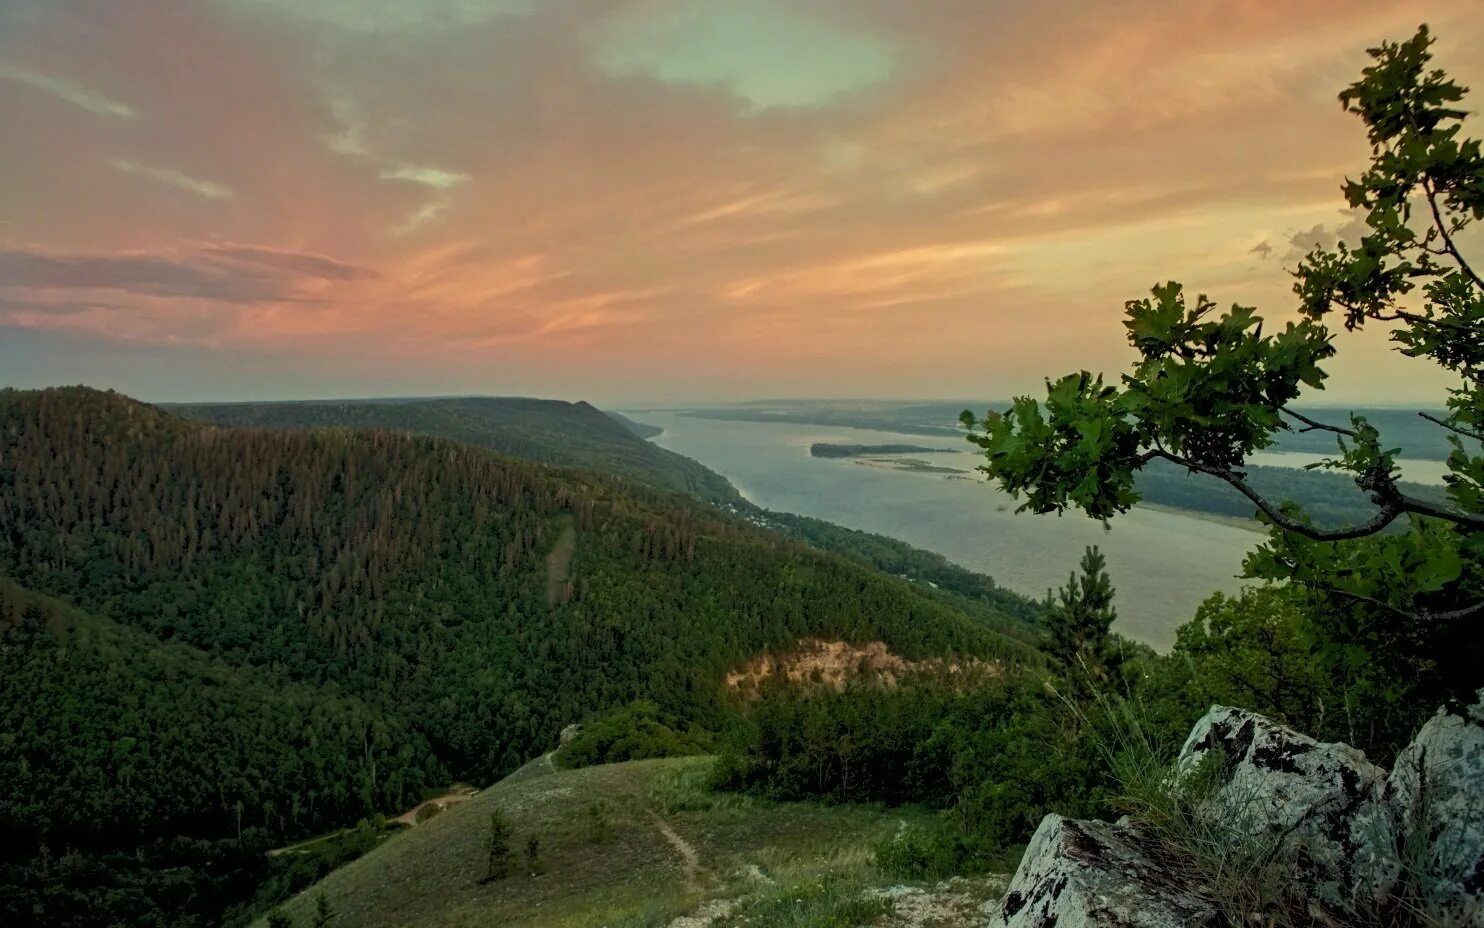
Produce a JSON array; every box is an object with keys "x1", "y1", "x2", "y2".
[{"x1": 257, "y1": 756, "x2": 947, "y2": 928}]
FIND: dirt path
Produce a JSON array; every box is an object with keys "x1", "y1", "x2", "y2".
[
  {"x1": 269, "y1": 785, "x2": 479, "y2": 855},
  {"x1": 392, "y1": 788, "x2": 476, "y2": 826},
  {"x1": 649, "y1": 811, "x2": 702, "y2": 884}
]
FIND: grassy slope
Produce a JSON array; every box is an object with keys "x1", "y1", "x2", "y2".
[{"x1": 263, "y1": 756, "x2": 1005, "y2": 928}]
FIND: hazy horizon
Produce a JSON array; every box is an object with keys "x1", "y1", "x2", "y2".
[
  {"x1": 3, "y1": 0, "x2": 1481, "y2": 405},
  {"x1": 3, "y1": 383, "x2": 1451, "y2": 414}
]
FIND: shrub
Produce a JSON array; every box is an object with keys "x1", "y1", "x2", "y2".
[
  {"x1": 873, "y1": 823, "x2": 960, "y2": 881},
  {"x1": 555, "y1": 700, "x2": 711, "y2": 769}
]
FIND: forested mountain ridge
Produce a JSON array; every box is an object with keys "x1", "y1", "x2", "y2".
[
  {"x1": 173, "y1": 392, "x2": 1044, "y2": 635},
  {"x1": 0, "y1": 386, "x2": 1036, "y2": 927},
  {"x1": 172, "y1": 395, "x2": 741, "y2": 504}
]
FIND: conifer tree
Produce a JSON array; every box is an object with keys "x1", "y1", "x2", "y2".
[
  {"x1": 1043, "y1": 546, "x2": 1120, "y2": 687},
  {"x1": 311, "y1": 892, "x2": 332, "y2": 928},
  {"x1": 484, "y1": 809, "x2": 513, "y2": 882}
]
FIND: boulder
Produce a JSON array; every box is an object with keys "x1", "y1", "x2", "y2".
[
  {"x1": 1382, "y1": 692, "x2": 1484, "y2": 927},
  {"x1": 1175, "y1": 706, "x2": 1390, "y2": 914},
  {"x1": 990, "y1": 814, "x2": 1221, "y2": 928},
  {"x1": 992, "y1": 696, "x2": 1484, "y2": 926}
]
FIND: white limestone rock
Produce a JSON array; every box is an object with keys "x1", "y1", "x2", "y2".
[
  {"x1": 1382, "y1": 691, "x2": 1484, "y2": 927},
  {"x1": 1175, "y1": 706, "x2": 1390, "y2": 914},
  {"x1": 988, "y1": 814, "x2": 1221, "y2": 928},
  {"x1": 991, "y1": 700, "x2": 1484, "y2": 927}
]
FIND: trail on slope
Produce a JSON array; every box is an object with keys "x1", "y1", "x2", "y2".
[
  {"x1": 391, "y1": 789, "x2": 476, "y2": 827},
  {"x1": 649, "y1": 811, "x2": 702, "y2": 885},
  {"x1": 267, "y1": 786, "x2": 476, "y2": 855}
]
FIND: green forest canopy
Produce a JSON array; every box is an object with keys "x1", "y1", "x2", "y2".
[{"x1": 0, "y1": 386, "x2": 1036, "y2": 927}]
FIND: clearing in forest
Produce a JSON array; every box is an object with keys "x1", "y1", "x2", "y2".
[{"x1": 544, "y1": 516, "x2": 577, "y2": 606}]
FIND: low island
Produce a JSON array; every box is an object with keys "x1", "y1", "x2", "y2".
[{"x1": 810, "y1": 442, "x2": 957, "y2": 458}]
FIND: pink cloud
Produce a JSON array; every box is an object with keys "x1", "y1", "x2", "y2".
[{"x1": 1, "y1": 0, "x2": 1480, "y2": 402}]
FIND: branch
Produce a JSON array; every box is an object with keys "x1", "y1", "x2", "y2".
[
  {"x1": 1400, "y1": 493, "x2": 1484, "y2": 529},
  {"x1": 1320, "y1": 586, "x2": 1484, "y2": 623},
  {"x1": 1422, "y1": 176, "x2": 1483, "y2": 290},
  {"x1": 1139, "y1": 448, "x2": 1484, "y2": 539},
  {"x1": 1281, "y1": 407, "x2": 1356, "y2": 437},
  {"x1": 1419, "y1": 411, "x2": 1484, "y2": 443},
  {"x1": 1374, "y1": 309, "x2": 1484, "y2": 336},
  {"x1": 1139, "y1": 448, "x2": 1401, "y2": 540}
]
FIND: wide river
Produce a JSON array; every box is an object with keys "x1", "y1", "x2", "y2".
[{"x1": 631, "y1": 412, "x2": 1266, "y2": 651}]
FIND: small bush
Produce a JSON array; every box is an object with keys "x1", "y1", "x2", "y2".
[
  {"x1": 587, "y1": 799, "x2": 614, "y2": 843},
  {"x1": 873, "y1": 823, "x2": 957, "y2": 881}
]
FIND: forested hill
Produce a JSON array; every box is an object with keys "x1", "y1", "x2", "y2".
[
  {"x1": 0, "y1": 386, "x2": 1036, "y2": 927},
  {"x1": 171, "y1": 395, "x2": 741, "y2": 504},
  {"x1": 172, "y1": 394, "x2": 1043, "y2": 631}
]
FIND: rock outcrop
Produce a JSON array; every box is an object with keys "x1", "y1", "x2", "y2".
[
  {"x1": 991, "y1": 692, "x2": 1484, "y2": 928},
  {"x1": 998, "y1": 815, "x2": 1221, "y2": 927},
  {"x1": 1175, "y1": 705, "x2": 1391, "y2": 916},
  {"x1": 1384, "y1": 696, "x2": 1484, "y2": 926}
]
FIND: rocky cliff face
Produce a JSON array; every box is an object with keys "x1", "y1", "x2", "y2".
[{"x1": 991, "y1": 693, "x2": 1484, "y2": 928}]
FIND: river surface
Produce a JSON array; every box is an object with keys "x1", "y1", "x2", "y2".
[{"x1": 632, "y1": 412, "x2": 1261, "y2": 650}]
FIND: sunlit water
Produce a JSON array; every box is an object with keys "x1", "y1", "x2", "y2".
[{"x1": 634, "y1": 412, "x2": 1262, "y2": 650}]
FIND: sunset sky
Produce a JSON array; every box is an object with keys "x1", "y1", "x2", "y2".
[{"x1": 2, "y1": 0, "x2": 1481, "y2": 404}]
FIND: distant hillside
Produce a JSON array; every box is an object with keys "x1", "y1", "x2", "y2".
[
  {"x1": 1135, "y1": 456, "x2": 1452, "y2": 530},
  {"x1": 260, "y1": 755, "x2": 1007, "y2": 928},
  {"x1": 683, "y1": 402, "x2": 1466, "y2": 460},
  {"x1": 1276, "y1": 407, "x2": 1462, "y2": 461},
  {"x1": 172, "y1": 396, "x2": 742, "y2": 504},
  {"x1": 0, "y1": 386, "x2": 1037, "y2": 927},
  {"x1": 680, "y1": 402, "x2": 965, "y2": 437}
]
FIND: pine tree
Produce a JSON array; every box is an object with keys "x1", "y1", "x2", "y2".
[
  {"x1": 524, "y1": 835, "x2": 541, "y2": 872},
  {"x1": 1043, "y1": 546, "x2": 1120, "y2": 688},
  {"x1": 484, "y1": 809, "x2": 513, "y2": 882},
  {"x1": 267, "y1": 908, "x2": 292, "y2": 928},
  {"x1": 311, "y1": 892, "x2": 332, "y2": 928}
]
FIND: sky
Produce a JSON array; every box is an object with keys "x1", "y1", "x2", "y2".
[{"x1": 1, "y1": 0, "x2": 1481, "y2": 405}]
